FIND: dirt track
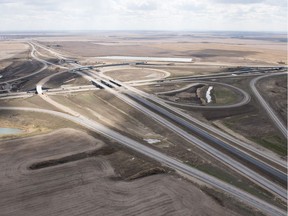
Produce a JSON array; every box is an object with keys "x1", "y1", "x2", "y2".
[{"x1": 0, "y1": 129, "x2": 241, "y2": 216}]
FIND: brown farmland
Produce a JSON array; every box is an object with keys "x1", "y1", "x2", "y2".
[{"x1": 0, "y1": 129, "x2": 242, "y2": 216}]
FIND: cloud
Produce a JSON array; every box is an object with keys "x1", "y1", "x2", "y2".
[
  {"x1": 178, "y1": 1, "x2": 207, "y2": 11},
  {"x1": 0, "y1": 0, "x2": 18, "y2": 3},
  {"x1": 265, "y1": 0, "x2": 287, "y2": 7},
  {"x1": 212, "y1": 0, "x2": 264, "y2": 4},
  {"x1": 0, "y1": 0, "x2": 286, "y2": 32},
  {"x1": 127, "y1": 1, "x2": 158, "y2": 11}
]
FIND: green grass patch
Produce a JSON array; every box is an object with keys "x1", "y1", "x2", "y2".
[
  {"x1": 194, "y1": 163, "x2": 287, "y2": 209},
  {"x1": 213, "y1": 86, "x2": 239, "y2": 105},
  {"x1": 252, "y1": 135, "x2": 287, "y2": 156}
]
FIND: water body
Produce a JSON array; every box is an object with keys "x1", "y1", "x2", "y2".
[
  {"x1": 0, "y1": 128, "x2": 23, "y2": 135},
  {"x1": 96, "y1": 56, "x2": 193, "y2": 63},
  {"x1": 206, "y1": 86, "x2": 214, "y2": 103}
]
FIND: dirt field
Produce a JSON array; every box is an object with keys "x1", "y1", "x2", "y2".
[
  {"x1": 0, "y1": 33, "x2": 286, "y2": 215},
  {"x1": 258, "y1": 75, "x2": 287, "y2": 125},
  {"x1": 0, "y1": 95, "x2": 62, "y2": 111},
  {"x1": 0, "y1": 110, "x2": 80, "y2": 139},
  {"x1": 104, "y1": 68, "x2": 168, "y2": 82},
  {"x1": 0, "y1": 41, "x2": 29, "y2": 61},
  {"x1": 46, "y1": 72, "x2": 91, "y2": 88},
  {"x1": 0, "y1": 128, "x2": 245, "y2": 216},
  {"x1": 140, "y1": 64, "x2": 229, "y2": 77},
  {"x1": 35, "y1": 33, "x2": 287, "y2": 66},
  {"x1": 45, "y1": 90, "x2": 285, "y2": 207},
  {"x1": 0, "y1": 41, "x2": 32, "y2": 85}
]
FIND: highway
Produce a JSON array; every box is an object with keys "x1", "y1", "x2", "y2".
[
  {"x1": 155, "y1": 81, "x2": 251, "y2": 109},
  {"x1": 4, "y1": 56, "x2": 282, "y2": 173},
  {"x1": 162, "y1": 67, "x2": 286, "y2": 81},
  {"x1": 127, "y1": 67, "x2": 287, "y2": 86},
  {"x1": 12, "y1": 41, "x2": 287, "y2": 215},
  {"x1": 156, "y1": 83, "x2": 202, "y2": 95},
  {"x1": 0, "y1": 85, "x2": 98, "y2": 100},
  {"x1": 45, "y1": 85, "x2": 98, "y2": 95},
  {"x1": 0, "y1": 106, "x2": 285, "y2": 216},
  {"x1": 0, "y1": 43, "x2": 48, "y2": 85},
  {"x1": 25, "y1": 46, "x2": 288, "y2": 199},
  {"x1": 97, "y1": 67, "x2": 287, "y2": 170},
  {"x1": 82, "y1": 70, "x2": 287, "y2": 200},
  {"x1": 0, "y1": 94, "x2": 34, "y2": 100},
  {"x1": 30, "y1": 41, "x2": 68, "y2": 60},
  {"x1": 0, "y1": 42, "x2": 69, "y2": 86},
  {"x1": 250, "y1": 72, "x2": 288, "y2": 138}
]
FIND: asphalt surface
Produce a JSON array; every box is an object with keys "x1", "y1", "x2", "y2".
[
  {"x1": 156, "y1": 81, "x2": 251, "y2": 109},
  {"x1": 97, "y1": 68, "x2": 287, "y2": 167},
  {"x1": 164, "y1": 67, "x2": 286, "y2": 81},
  {"x1": 84, "y1": 70, "x2": 287, "y2": 200},
  {"x1": 118, "y1": 74, "x2": 287, "y2": 169},
  {"x1": 6, "y1": 42, "x2": 286, "y2": 215},
  {"x1": 0, "y1": 43, "x2": 48, "y2": 85},
  {"x1": 250, "y1": 72, "x2": 288, "y2": 138},
  {"x1": 128, "y1": 93, "x2": 286, "y2": 183},
  {"x1": 130, "y1": 67, "x2": 287, "y2": 86}
]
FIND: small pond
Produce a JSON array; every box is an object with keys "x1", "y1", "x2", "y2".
[{"x1": 0, "y1": 128, "x2": 23, "y2": 135}]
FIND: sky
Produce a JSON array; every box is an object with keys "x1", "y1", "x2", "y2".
[{"x1": 0, "y1": 0, "x2": 287, "y2": 32}]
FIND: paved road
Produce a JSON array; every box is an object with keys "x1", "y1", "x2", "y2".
[
  {"x1": 156, "y1": 81, "x2": 251, "y2": 109},
  {"x1": 23, "y1": 41, "x2": 286, "y2": 215},
  {"x1": 0, "y1": 106, "x2": 285, "y2": 216},
  {"x1": 27, "y1": 47, "x2": 287, "y2": 200},
  {"x1": 100, "y1": 66, "x2": 171, "y2": 84},
  {"x1": 156, "y1": 83, "x2": 201, "y2": 95},
  {"x1": 250, "y1": 72, "x2": 288, "y2": 138},
  {"x1": 0, "y1": 94, "x2": 34, "y2": 100},
  {"x1": 31, "y1": 41, "x2": 67, "y2": 60},
  {"x1": 130, "y1": 67, "x2": 287, "y2": 86},
  {"x1": 0, "y1": 43, "x2": 48, "y2": 85},
  {"x1": 0, "y1": 41, "x2": 69, "y2": 85},
  {"x1": 0, "y1": 85, "x2": 98, "y2": 100},
  {"x1": 84, "y1": 70, "x2": 287, "y2": 200},
  {"x1": 164, "y1": 67, "x2": 286, "y2": 81},
  {"x1": 99, "y1": 67, "x2": 287, "y2": 169}
]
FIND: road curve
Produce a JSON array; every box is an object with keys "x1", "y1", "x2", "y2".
[
  {"x1": 0, "y1": 42, "x2": 68, "y2": 85},
  {"x1": 156, "y1": 81, "x2": 251, "y2": 109},
  {"x1": 96, "y1": 69, "x2": 287, "y2": 168},
  {"x1": 23, "y1": 43, "x2": 286, "y2": 213},
  {"x1": 250, "y1": 72, "x2": 287, "y2": 138},
  {"x1": 93, "y1": 66, "x2": 285, "y2": 169},
  {"x1": 26, "y1": 46, "x2": 287, "y2": 199},
  {"x1": 84, "y1": 70, "x2": 287, "y2": 200},
  {"x1": 101, "y1": 67, "x2": 171, "y2": 84},
  {"x1": 113, "y1": 74, "x2": 287, "y2": 168},
  {"x1": 156, "y1": 83, "x2": 202, "y2": 95},
  {"x1": 0, "y1": 106, "x2": 286, "y2": 216},
  {"x1": 0, "y1": 43, "x2": 48, "y2": 85}
]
